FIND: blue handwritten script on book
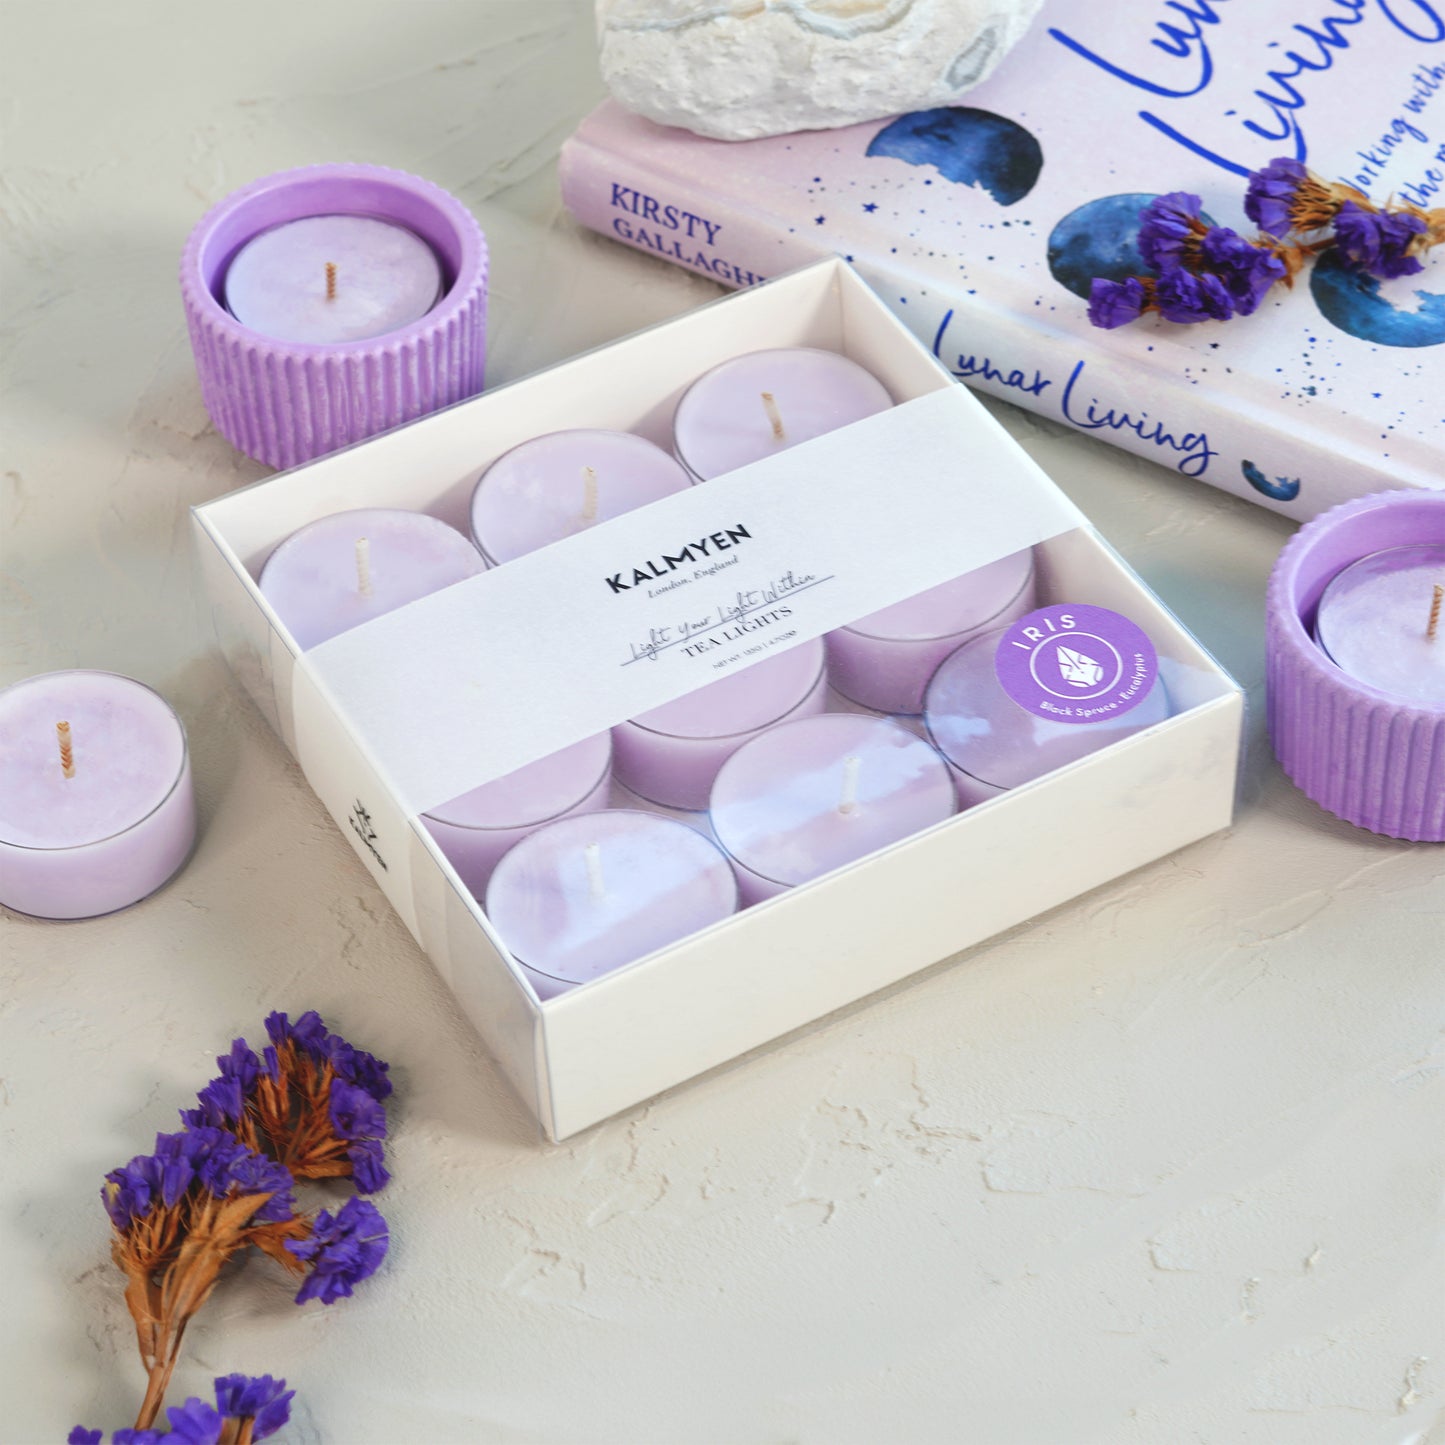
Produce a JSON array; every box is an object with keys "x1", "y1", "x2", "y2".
[{"x1": 1049, "y1": 0, "x2": 1445, "y2": 182}]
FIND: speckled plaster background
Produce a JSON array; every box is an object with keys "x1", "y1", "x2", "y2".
[{"x1": 2, "y1": 4, "x2": 1442, "y2": 1443}]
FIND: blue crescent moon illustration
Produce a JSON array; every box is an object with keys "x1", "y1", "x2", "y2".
[
  {"x1": 1046, "y1": 193, "x2": 1188, "y2": 300},
  {"x1": 1241, "y1": 460, "x2": 1302, "y2": 502},
  {"x1": 1309, "y1": 249, "x2": 1445, "y2": 347},
  {"x1": 867, "y1": 108, "x2": 1043, "y2": 206}
]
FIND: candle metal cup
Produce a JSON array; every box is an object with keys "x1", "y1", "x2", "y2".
[
  {"x1": 709, "y1": 713, "x2": 957, "y2": 905},
  {"x1": 181, "y1": 163, "x2": 488, "y2": 469},
  {"x1": 827, "y1": 548, "x2": 1038, "y2": 714},
  {"x1": 422, "y1": 733, "x2": 614, "y2": 901},
  {"x1": 1266, "y1": 489, "x2": 1445, "y2": 841},
  {"x1": 0, "y1": 671, "x2": 197, "y2": 920},
  {"x1": 612, "y1": 639, "x2": 829, "y2": 810}
]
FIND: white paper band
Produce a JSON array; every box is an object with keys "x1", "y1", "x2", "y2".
[{"x1": 295, "y1": 386, "x2": 1084, "y2": 819}]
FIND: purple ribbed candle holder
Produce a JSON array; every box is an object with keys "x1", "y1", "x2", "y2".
[
  {"x1": 181, "y1": 163, "x2": 487, "y2": 469},
  {"x1": 1266, "y1": 489, "x2": 1445, "y2": 842}
]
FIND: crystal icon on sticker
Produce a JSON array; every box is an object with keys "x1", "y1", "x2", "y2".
[
  {"x1": 994, "y1": 604, "x2": 1159, "y2": 724},
  {"x1": 1056, "y1": 645, "x2": 1104, "y2": 688}
]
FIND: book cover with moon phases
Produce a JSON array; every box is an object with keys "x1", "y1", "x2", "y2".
[{"x1": 562, "y1": 0, "x2": 1445, "y2": 517}]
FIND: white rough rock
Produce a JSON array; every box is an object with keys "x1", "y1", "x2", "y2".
[{"x1": 596, "y1": 0, "x2": 1045, "y2": 141}]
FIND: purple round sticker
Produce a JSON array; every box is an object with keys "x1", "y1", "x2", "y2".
[{"x1": 994, "y1": 605, "x2": 1158, "y2": 725}]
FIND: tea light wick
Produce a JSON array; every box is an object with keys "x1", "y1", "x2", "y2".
[
  {"x1": 579, "y1": 466, "x2": 599, "y2": 527},
  {"x1": 355, "y1": 536, "x2": 373, "y2": 597},
  {"x1": 56, "y1": 720, "x2": 75, "y2": 779},
  {"x1": 1428, "y1": 582, "x2": 1443, "y2": 643},
  {"x1": 761, "y1": 390, "x2": 786, "y2": 442},
  {"x1": 837, "y1": 754, "x2": 862, "y2": 815},
  {"x1": 585, "y1": 841, "x2": 606, "y2": 902},
  {"x1": 325, "y1": 261, "x2": 338, "y2": 302}
]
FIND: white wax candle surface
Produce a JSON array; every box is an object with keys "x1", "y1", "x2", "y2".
[
  {"x1": 224, "y1": 214, "x2": 444, "y2": 345},
  {"x1": 485, "y1": 811, "x2": 737, "y2": 986},
  {"x1": 1315, "y1": 544, "x2": 1445, "y2": 707}
]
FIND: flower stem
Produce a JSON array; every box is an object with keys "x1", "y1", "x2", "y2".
[{"x1": 133, "y1": 1315, "x2": 190, "y2": 1429}]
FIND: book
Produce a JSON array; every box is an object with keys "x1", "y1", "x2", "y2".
[{"x1": 560, "y1": 1, "x2": 1445, "y2": 519}]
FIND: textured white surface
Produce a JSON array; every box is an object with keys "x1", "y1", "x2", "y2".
[
  {"x1": 597, "y1": 0, "x2": 1044, "y2": 140},
  {"x1": 1, "y1": 3, "x2": 1442, "y2": 1443}
]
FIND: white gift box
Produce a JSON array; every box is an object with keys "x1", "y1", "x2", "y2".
[{"x1": 193, "y1": 259, "x2": 1245, "y2": 1142}]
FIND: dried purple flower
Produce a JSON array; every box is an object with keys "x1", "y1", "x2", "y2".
[
  {"x1": 347, "y1": 1137, "x2": 391, "y2": 1193},
  {"x1": 328, "y1": 1039, "x2": 393, "y2": 1102},
  {"x1": 1087, "y1": 276, "x2": 1150, "y2": 329},
  {"x1": 102, "y1": 1129, "x2": 308, "y2": 1435},
  {"x1": 1197, "y1": 227, "x2": 1288, "y2": 315},
  {"x1": 1154, "y1": 268, "x2": 1236, "y2": 324},
  {"x1": 288, "y1": 1195, "x2": 390, "y2": 1305},
  {"x1": 188, "y1": 1013, "x2": 391, "y2": 1192},
  {"x1": 1333, "y1": 200, "x2": 1427, "y2": 279},
  {"x1": 1243, "y1": 156, "x2": 1366, "y2": 236},
  {"x1": 1137, "y1": 191, "x2": 1205, "y2": 271},
  {"x1": 163, "y1": 1397, "x2": 223, "y2": 1445},
  {"x1": 329, "y1": 1079, "x2": 388, "y2": 1142},
  {"x1": 103, "y1": 1128, "x2": 291, "y2": 1233},
  {"x1": 1244, "y1": 157, "x2": 1311, "y2": 235},
  {"x1": 67, "y1": 1430, "x2": 103, "y2": 1444},
  {"x1": 266, "y1": 1009, "x2": 330, "y2": 1057},
  {"x1": 214, "y1": 1374, "x2": 295, "y2": 1441}
]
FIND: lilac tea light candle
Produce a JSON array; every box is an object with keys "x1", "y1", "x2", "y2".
[
  {"x1": 259, "y1": 507, "x2": 484, "y2": 651},
  {"x1": 224, "y1": 214, "x2": 443, "y2": 345},
  {"x1": 709, "y1": 713, "x2": 956, "y2": 905},
  {"x1": 485, "y1": 810, "x2": 737, "y2": 990},
  {"x1": 1314, "y1": 544, "x2": 1445, "y2": 707},
  {"x1": 181, "y1": 163, "x2": 488, "y2": 468},
  {"x1": 1267, "y1": 490, "x2": 1445, "y2": 841},
  {"x1": 828, "y1": 547, "x2": 1038, "y2": 714},
  {"x1": 672, "y1": 347, "x2": 894, "y2": 481},
  {"x1": 0, "y1": 671, "x2": 197, "y2": 920},
  {"x1": 470, "y1": 430, "x2": 691, "y2": 564},
  {"x1": 423, "y1": 733, "x2": 613, "y2": 899},
  {"x1": 612, "y1": 639, "x2": 828, "y2": 809},
  {"x1": 924, "y1": 605, "x2": 1171, "y2": 807}
]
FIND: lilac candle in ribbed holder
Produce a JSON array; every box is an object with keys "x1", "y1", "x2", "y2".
[
  {"x1": 181, "y1": 163, "x2": 487, "y2": 470},
  {"x1": 1266, "y1": 490, "x2": 1445, "y2": 842}
]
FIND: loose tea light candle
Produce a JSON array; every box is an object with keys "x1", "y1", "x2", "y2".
[
  {"x1": 470, "y1": 430, "x2": 691, "y2": 565},
  {"x1": 709, "y1": 713, "x2": 956, "y2": 905},
  {"x1": 423, "y1": 733, "x2": 613, "y2": 899},
  {"x1": 485, "y1": 810, "x2": 737, "y2": 990},
  {"x1": 1267, "y1": 489, "x2": 1445, "y2": 841},
  {"x1": 1313, "y1": 544, "x2": 1445, "y2": 706},
  {"x1": 672, "y1": 347, "x2": 894, "y2": 481},
  {"x1": 0, "y1": 671, "x2": 197, "y2": 920},
  {"x1": 259, "y1": 507, "x2": 484, "y2": 650},
  {"x1": 612, "y1": 639, "x2": 828, "y2": 809},
  {"x1": 224, "y1": 214, "x2": 444, "y2": 345},
  {"x1": 925, "y1": 605, "x2": 1171, "y2": 807},
  {"x1": 827, "y1": 548, "x2": 1038, "y2": 714}
]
